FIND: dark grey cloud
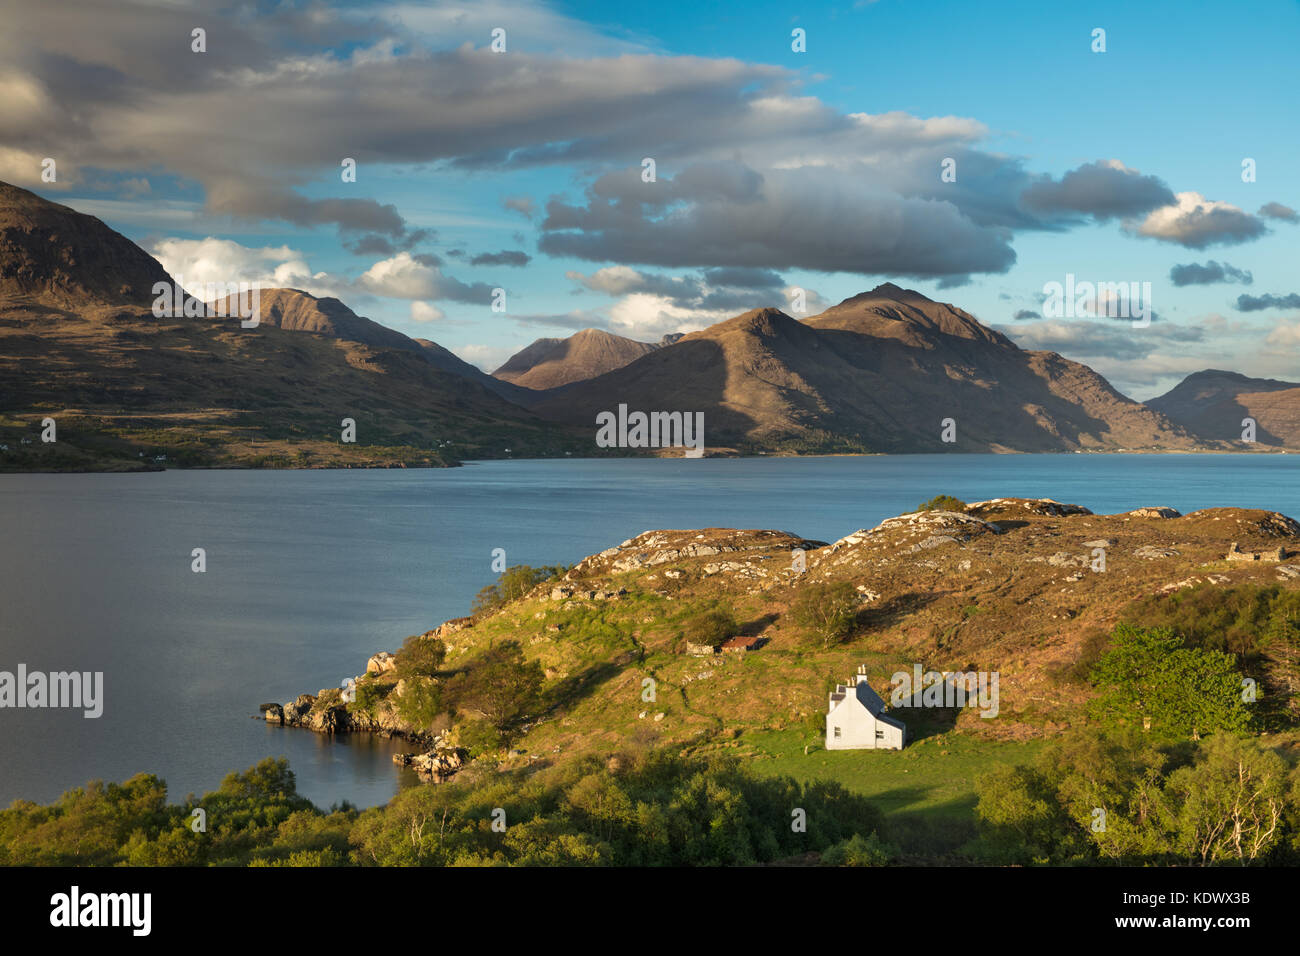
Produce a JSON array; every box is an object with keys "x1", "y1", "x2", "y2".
[
  {"x1": 1019, "y1": 161, "x2": 1175, "y2": 221},
  {"x1": 344, "y1": 228, "x2": 434, "y2": 258},
  {"x1": 702, "y1": 267, "x2": 785, "y2": 289},
  {"x1": 1236, "y1": 292, "x2": 1300, "y2": 312},
  {"x1": 1168, "y1": 260, "x2": 1253, "y2": 287},
  {"x1": 542, "y1": 162, "x2": 1017, "y2": 277},
  {"x1": 1013, "y1": 309, "x2": 1039, "y2": 320},
  {"x1": 996, "y1": 318, "x2": 1203, "y2": 361},
  {"x1": 1259, "y1": 202, "x2": 1298, "y2": 223},
  {"x1": 470, "y1": 250, "x2": 532, "y2": 267},
  {"x1": 566, "y1": 265, "x2": 802, "y2": 313}
]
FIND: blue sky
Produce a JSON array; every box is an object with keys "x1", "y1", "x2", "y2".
[{"x1": 7, "y1": 0, "x2": 1299, "y2": 397}]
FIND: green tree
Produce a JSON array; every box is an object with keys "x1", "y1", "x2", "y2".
[
  {"x1": 394, "y1": 632, "x2": 447, "y2": 678},
  {"x1": 1090, "y1": 624, "x2": 1250, "y2": 738},
  {"x1": 916, "y1": 494, "x2": 967, "y2": 512},
  {"x1": 681, "y1": 608, "x2": 737, "y2": 648},
  {"x1": 447, "y1": 641, "x2": 543, "y2": 736},
  {"x1": 471, "y1": 564, "x2": 567, "y2": 617},
  {"x1": 1164, "y1": 734, "x2": 1292, "y2": 864},
  {"x1": 790, "y1": 581, "x2": 860, "y2": 648}
]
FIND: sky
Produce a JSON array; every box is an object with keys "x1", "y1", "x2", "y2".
[{"x1": 4, "y1": 0, "x2": 1298, "y2": 398}]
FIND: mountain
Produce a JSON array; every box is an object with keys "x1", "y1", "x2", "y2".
[
  {"x1": 1147, "y1": 370, "x2": 1300, "y2": 447},
  {"x1": 493, "y1": 328, "x2": 660, "y2": 390},
  {"x1": 527, "y1": 283, "x2": 1204, "y2": 454},
  {"x1": 209, "y1": 287, "x2": 424, "y2": 355},
  {"x1": 0, "y1": 182, "x2": 171, "y2": 307},
  {"x1": 0, "y1": 183, "x2": 587, "y2": 470}
]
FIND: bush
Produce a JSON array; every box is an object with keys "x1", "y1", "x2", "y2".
[
  {"x1": 394, "y1": 633, "x2": 447, "y2": 678},
  {"x1": 472, "y1": 565, "x2": 568, "y2": 618},
  {"x1": 445, "y1": 641, "x2": 544, "y2": 737},
  {"x1": 457, "y1": 718, "x2": 506, "y2": 757},
  {"x1": 392, "y1": 677, "x2": 444, "y2": 733},
  {"x1": 351, "y1": 679, "x2": 391, "y2": 717},
  {"x1": 681, "y1": 608, "x2": 738, "y2": 648},
  {"x1": 820, "y1": 832, "x2": 895, "y2": 866},
  {"x1": 790, "y1": 581, "x2": 860, "y2": 648},
  {"x1": 916, "y1": 494, "x2": 967, "y2": 512}
]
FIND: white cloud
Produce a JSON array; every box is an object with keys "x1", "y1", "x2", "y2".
[
  {"x1": 1265, "y1": 320, "x2": 1300, "y2": 350},
  {"x1": 152, "y1": 237, "x2": 308, "y2": 286},
  {"x1": 410, "y1": 300, "x2": 445, "y2": 322},
  {"x1": 458, "y1": 342, "x2": 517, "y2": 373},
  {"x1": 606, "y1": 293, "x2": 726, "y2": 339},
  {"x1": 357, "y1": 251, "x2": 496, "y2": 304},
  {"x1": 359, "y1": 251, "x2": 440, "y2": 299},
  {"x1": 1132, "y1": 192, "x2": 1266, "y2": 248}
]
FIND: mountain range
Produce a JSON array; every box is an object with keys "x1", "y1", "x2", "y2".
[{"x1": 1, "y1": 180, "x2": 1294, "y2": 469}]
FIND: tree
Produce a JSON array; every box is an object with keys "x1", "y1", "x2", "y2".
[
  {"x1": 395, "y1": 633, "x2": 447, "y2": 678},
  {"x1": 447, "y1": 641, "x2": 543, "y2": 736},
  {"x1": 1165, "y1": 734, "x2": 1291, "y2": 865},
  {"x1": 471, "y1": 565, "x2": 567, "y2": 618},
  {"x1": 790, "y1": 581, "x2": 860, "y2": 648},
  {"x1": 1090, "y1": 624, "x2": 1250, "y2": 739},
  {"x1": 681, "y1": 608, "x2": 737, "y2": 648},
  {"x1": 916, "y1": 494, "x2": 967, "y2": 512}
]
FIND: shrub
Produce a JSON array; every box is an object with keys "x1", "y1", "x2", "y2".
[
  {"x1": 445, "y1": 641, "x2": 544, "y2": 737},
  {"x1": 394, "y1": 633, "x2": 447, "y2": 678},
  {"x1": 351, "y1": 679, "x2": 391, "y2": 717},
  {"x1": 472, "y1": 565, "x2": 568, "y2": 618},
  {"x1": 820, "y1": 832, "x2": 895, "y2": 866},
  {"x1": 790, "y1": 581, "x2": 860, "y2": 648},
  {"x1": 456, "y1": 718, "x2": 506, "y2": 757},
  {"x1": 916, "y1": 494, "x2": 968, "y2": 512},
  {"x1": 681, "y1": 608, "x2": 738, "y2": 648},
  {"x1": 392, "y1": 677, "x2": 444, "y2": 733}
]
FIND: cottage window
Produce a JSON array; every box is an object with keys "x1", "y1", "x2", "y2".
[
  {"x1": 833, "y1": 726, "x2": 841, "y2": 738},
  {"x1": 874, "y1": 730, "x2": 885, "y2": 740}
]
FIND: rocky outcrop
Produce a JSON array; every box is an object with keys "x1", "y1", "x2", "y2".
[
  {"x1": 1122, "y1": 507, "x2": 1181, "y2": 519},
  {"x1": 567, "y1": 529, "x2": 825, "y2": 578},
  {"x1": 394, "y1": 737, "x2": 469, "y2": 781},
  {"x1": 967, "y1": 497, "x2": 1093, "y2": 518}
]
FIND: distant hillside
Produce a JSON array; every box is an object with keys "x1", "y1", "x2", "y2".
[
  {"x1": 0, "y1": 182, "x2": 171, "y2": 308},
  {"x1": 209, "y1": 287, "x2": 423, "y2": 355},
  {"x1": 0, "y1": 184, "x2": 588, "y2": 471},
  {"x1": 527, "y1": 284, "x2": 1205, "y2": 454},
  {"x1": 1147, "y1": 369, "x2": 1300, "y2": 447},
  {"x1": 493, "y1": 327, "x2": 659, "y2": 390}
]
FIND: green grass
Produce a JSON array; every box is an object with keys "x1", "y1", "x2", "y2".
[{"x1": 744, "y1": 726, "x2": 1044, "y2": 858}]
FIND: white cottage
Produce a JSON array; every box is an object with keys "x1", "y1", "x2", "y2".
[{"x1": 826, "y1": 666, "x2": 907, "y2": 750}]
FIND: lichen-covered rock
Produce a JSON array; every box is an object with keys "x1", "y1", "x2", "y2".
[
  {"x1": 968, "y1": 497, "x2": 1092, "y2": 517},
  {"x1": 1123, "y1": 507, "x2": 1181, "y2": 519},
  {"x1": 1134, "y1": 545, "x2": 1179, "y2": 559}
]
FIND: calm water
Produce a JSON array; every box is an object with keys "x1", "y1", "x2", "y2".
[{"x1": 2, "y1": 454, "x2": 1298, "y2": 808}]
